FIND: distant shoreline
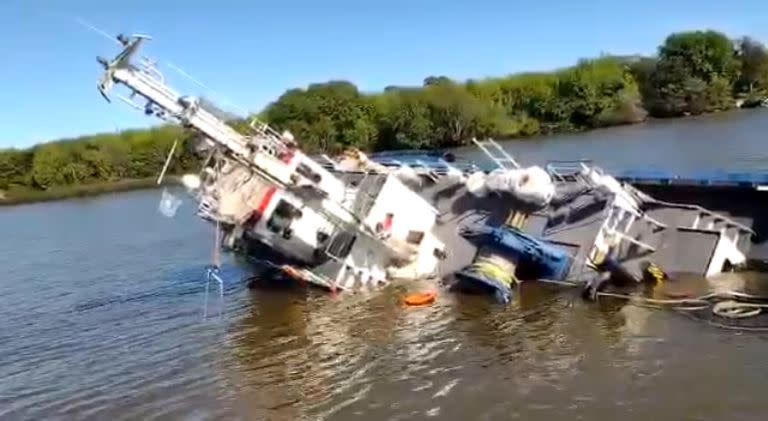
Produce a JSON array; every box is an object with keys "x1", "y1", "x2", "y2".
[
  {"x1": 0, "y1": 105, "x2": 763, "y2": 207},
  {"x1": 2, "y1": 106, "x2": 766, "y2": 208},
  {"x1": 0, "y1": 177, "x2": 180, "y2": 206}
]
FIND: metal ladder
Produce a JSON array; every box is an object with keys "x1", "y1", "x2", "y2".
[
  {"x1": 545, "y1": 160, "x2": 592, "y2": 183},
  {"x1": 471, "y1": 137, "x2": 520, "y2": 170},
  {"x1": 593, "y1": 201, "x2": 662, "y2": 262},
  {"x1": 414, "y1": 159, "x2": 441, "y2": 182}
]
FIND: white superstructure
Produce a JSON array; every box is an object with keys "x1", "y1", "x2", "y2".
[{"x1": 96, "y1": 34, "x2": 445, "y2": 291}]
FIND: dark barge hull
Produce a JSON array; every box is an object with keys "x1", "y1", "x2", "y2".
[
  {"x1": 419, "y1": 175, "x2": 753, "y2": 291},
  {"x1": 369, "y1": 153, "x2": 768, "y2": 277},
  {"x1": 617, "y1": 173, "x2": 768, "y2": 265}
]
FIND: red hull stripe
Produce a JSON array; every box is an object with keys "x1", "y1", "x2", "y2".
[{"x1": 249, "y1": 186, "x2": 278, "y2": 224}]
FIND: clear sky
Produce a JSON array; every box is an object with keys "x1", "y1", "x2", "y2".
[{"x1": 0, "y1": 0, "x2": 765, "y2": 148}]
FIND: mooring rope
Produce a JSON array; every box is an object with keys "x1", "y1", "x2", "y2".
[
  {"x1": 595, "y1": 290, "x2": 768, "y2": 320},
  {"x1": 711, "y1": 300, "x2": 768, "y2": 319},
  {"x1": 595, "y1": 291, "x2": 711, "y2": 311}
]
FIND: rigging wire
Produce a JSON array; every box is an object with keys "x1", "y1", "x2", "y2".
[
  {"x1": 74, "y1": 15, "x2": 250, "y2": 123},
  {"x1": 203, "y1": 157, "x2": 225, "y2": 320},
  {"x1": 156, "y1": 138, "x2": 179, "y2": 185},
  {"x1": 213, "y1": 218, "x2": 221, "y2": 269},
  {"x1": 676, "y1": 310, "x2": 768, "y2": 332},
  {"x1": 164, "y1": 61, "x2": 251, "y2": 119},
  {"x1": 74, "y1": 16, "x2": 122, "y2": 45}
]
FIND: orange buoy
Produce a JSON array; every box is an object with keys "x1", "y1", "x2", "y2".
[{"x1": 403, "y1": 291, "x2": 437, "y2": 306}]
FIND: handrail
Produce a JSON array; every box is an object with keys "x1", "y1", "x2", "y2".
[
  {"x1": 639, "y1": 193, "x2": 754, "y2": 235},
  {"x1": 471, "y1": 137, "x2": 520, "y2": 169}
]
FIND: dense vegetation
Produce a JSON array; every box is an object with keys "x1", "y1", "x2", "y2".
[
  {"x1": 2, "y1": 29, "x2": 768, "y2": 203},
  {"x1": 0, "y1": 126, "x2": 199, "y2": 203}
]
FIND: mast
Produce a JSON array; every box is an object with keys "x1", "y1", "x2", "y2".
[
  {"x1": 97, "y1": 35, "x2": 277, "y2": 179},
  {"x1": 95, "y1": 33, "x2": 368, "y2": 231}
]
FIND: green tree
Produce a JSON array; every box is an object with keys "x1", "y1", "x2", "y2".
[
  {"x1": 264, "y1": 81, "x2": 377, "y2": 153},
  {"x1": 31, "y1": 143, "x2": 70, "y2": 189},
  {"x1": 735, "y1": 37, "x2": 768, "y2": 94},
  {"x1": 0, "y1": 149, "x2": 33, "y2": 189},
  {"x1": 375, "y1": 88, "x2": 435, "y2": 150},
  {"x1": 423, "y1": 81, "x2": 488, "y2": 146},
  {"x1": 648, "y1": 30, "x2": 739, "y2": 116},
  {"x1": 423, "y1": 75, "x2": 453, "y2": 86}
]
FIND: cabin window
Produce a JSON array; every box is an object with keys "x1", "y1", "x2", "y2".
[
  {"x1": 326, "y1": 231, "x2": 357, "y2": 259},
  {"x1": 433, "y1": 248, "x2": 447, "y2": 259},
  {"x1": 296, "y1": 162, "x2": 322, "y2": 183},
  {"x1": 266, "y1": 200, "x2": 302, "y2": 235},
  {"x1": 316, "y1": 231, "x2": 330, "y2": 244},
  {"x1": 406, "y1": 230, "x2": 425, "y2": 245}
]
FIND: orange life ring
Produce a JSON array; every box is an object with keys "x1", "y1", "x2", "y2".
[{"x1": 403, "y1": 291, "x2": 437, "y2": 306}]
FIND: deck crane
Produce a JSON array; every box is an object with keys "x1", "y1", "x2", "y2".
[
  {"x1": 94, "y1": 33, "x2": 447, "y2": 291},
  {"x1": 96, "y1": 34, "x2": 372, "y2": 230}
]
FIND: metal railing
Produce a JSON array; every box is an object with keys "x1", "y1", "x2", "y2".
[{"x1": 471, "y1": 137, "x2": 520, "y2": 169}]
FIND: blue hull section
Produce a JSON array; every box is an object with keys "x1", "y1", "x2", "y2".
[
  {"x1": 452, "y1": 269, "x2": 513, "y2": 304},
  {"x1": 450, "y1": 225, "x2": 573, "y2": 304},
  {"x1": 460, "y1": 225, "x2": 572, "y2": 282}
]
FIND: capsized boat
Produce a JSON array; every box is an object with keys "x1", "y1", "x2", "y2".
[
  {"x1": 96, "y1": 34, "x2": 449, "y2": 292},
  {"x1": 93, "y1": 34, "x2": 762, "y2": 301}
]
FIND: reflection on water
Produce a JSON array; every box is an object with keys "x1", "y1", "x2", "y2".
[
  {"x1": 2, "y1": 191, "x2": 768, "y2": 420},
  {"x1": 213, "y1": 268, "x2": 768, "y2": 420}
]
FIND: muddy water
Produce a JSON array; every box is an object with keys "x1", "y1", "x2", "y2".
[{"x1": 3, "y1": 111, "x2": 768, "y2": 420}]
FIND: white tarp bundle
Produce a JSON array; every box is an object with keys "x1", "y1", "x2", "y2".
[
  {"x1": 394, "y1": 165, "x2": 423, "y2": 189},
  {"x1": 465, "y1": 166, "x2": 555, "y2": 208},
  {"x1": 581, "y1": 167, "x2": 639, "y2": 214}
]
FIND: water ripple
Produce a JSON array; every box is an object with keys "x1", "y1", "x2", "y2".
[{"x1": 4, "y1": 190, "x2": 768, "y2": 420}]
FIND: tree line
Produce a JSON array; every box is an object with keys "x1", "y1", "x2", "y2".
[{"x1": 2, "y1": 29, "x2": 768, "y2": 199}]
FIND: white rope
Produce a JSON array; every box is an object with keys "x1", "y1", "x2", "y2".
[
  {"x1": 712, "y1": 300, "x2": 767, "y2": 319},
  {"x1": 74, "y1": 16, "x2": 121, "y2": 45},
  {"x1": 165, "y1": 61, "x2": 251, "y2": 118},
  {"x1": 596, "y1": 290, "x2": 768, "y2": 319}
]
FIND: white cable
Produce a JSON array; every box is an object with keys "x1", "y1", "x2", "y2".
[
  {"x1": 165, "y1": 61, "x2": 250, "y2": 118},
  {"x1": 73, "y1": 16, "x2": 121, "y2": 45}
]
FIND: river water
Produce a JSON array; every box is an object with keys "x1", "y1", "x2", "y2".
[
  {"x1": 2, "y1": 110, "x2": 768, "y2": 420},
  {"x1": 459, "y1": 108, "x2": 768, "y2": 176}
]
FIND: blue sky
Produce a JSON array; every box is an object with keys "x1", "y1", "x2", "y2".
[{"x1": 0, "y1": 0, "x2": 765, "y2": 148}]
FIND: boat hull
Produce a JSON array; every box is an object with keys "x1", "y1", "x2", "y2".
[{"x1": 625, "y1": 183, "x2": 768, "y2": 265}]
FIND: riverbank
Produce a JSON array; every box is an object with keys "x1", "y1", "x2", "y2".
[
  {"x1": 0, "y1": 177, "x2": 180, "y2": 206},
  {"x1": 3, "y1": 106, "x2": 767, "y2": 207}
]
